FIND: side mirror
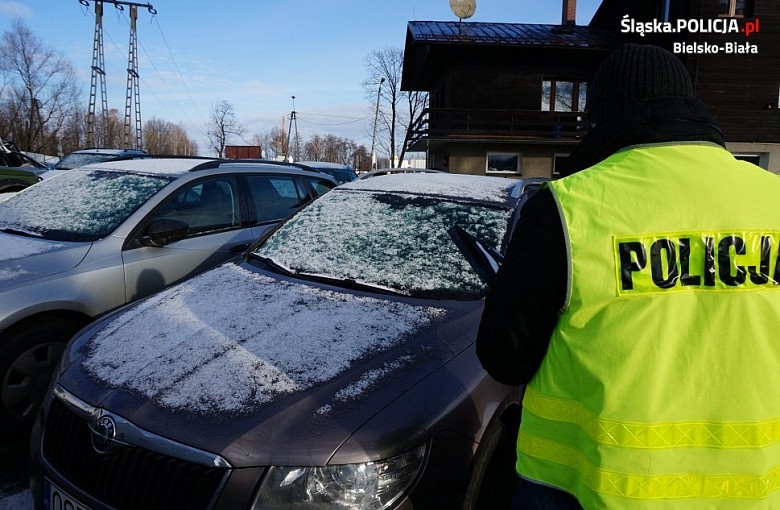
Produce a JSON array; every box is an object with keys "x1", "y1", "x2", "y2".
[
  {"x1": 448, "y1": 225, "x2": 502, "y2": 287},
  {"x1": 141, "y1": 218, "x2": 189, "y2": 247}
]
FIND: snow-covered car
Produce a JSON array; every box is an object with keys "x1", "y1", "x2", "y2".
[
  {"x1": 31, "y1": 173, "x2": 533, "y2": 510},
  {"x1": 0, "y1": 158, "x2": 336, "y2": 430},
  {"x1": 51, "y1": 147, "x2": 148, "y2": 170},
  {"x1": 359, "y1": 168, "x2": 443, "y2": 179},
  {"x1": 0, "y1": 166, "x2": 41, "y2": 193},
  {"x1": 294, "y1": 160, "x2": 358, "y2": 184},
  {"x1": 0, "y1": 139, "x2": 49, "y2": 178},
  {"x1": 41, "y1": 147, "x2": 149, "y2": 179}
]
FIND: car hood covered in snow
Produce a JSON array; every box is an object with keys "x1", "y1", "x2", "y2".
[
  {"x1": 0, "y1": 232, "x2": 90, "y2": 289},
  {"x1": 56, "y1": 261, "x2": 485, "y2": 467}
]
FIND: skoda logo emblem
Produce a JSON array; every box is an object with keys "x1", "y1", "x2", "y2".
[{"x1": 91, "y1": 415, "x2": 118, "y2": 455}]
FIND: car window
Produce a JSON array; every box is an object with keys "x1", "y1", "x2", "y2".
[
  {"x1": 255, "y1": 189, "x2": 512, "y2": 299},
  {"x1": 329, "y1": 169, "x2": 358, "y2": 183},
  {"x1": 0, "y1": 169, "x2": 171, "y2": 242},
  {"x1": 148, "y1": 177, "x2": 241, "y2": 237},
  {"x1": 307, "y1": 177, "x2": 336, "y2": 197},
  {"x1": 247, "y1": 175, "x2": 307, "y2": 223}
]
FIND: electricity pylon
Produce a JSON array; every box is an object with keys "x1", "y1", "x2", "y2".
[
  {"x1": 78, "y1": 0, "x2": 156, "y2": 149},
  {"x1": 85, "y1": 1, "x2": 108, "y2": 147},
  {"x1": 123, "y1": 4, "x2": 142, "y2": 149}
]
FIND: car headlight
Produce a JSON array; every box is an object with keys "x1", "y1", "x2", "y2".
[{"x1": 252, "y1": 444, "x2": 427, "y2": 510}]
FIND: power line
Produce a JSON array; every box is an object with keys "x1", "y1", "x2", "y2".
[
  {"x1": 297, "y1": 116, "x2": 370, "y2": 127},
  {"x1": 297, "y1": 112, "x2": 370, "y2": 120},
  {"x1": 151, "y1": 16, "x2": 208, "y2": 126},
  {"x1": 111, "y1": 8, "x2": 206, "y2": 127}
]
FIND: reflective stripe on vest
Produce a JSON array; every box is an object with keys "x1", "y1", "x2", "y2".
[
  {"x1": 517, "y1": 143, "x2": 780, "y2": 510},
  {"x1": 519, "y1": 433, "x2": 780, "y2": 499},
  {"x1": 523, "y1": 386, "x2": 780, "y2": 449}
]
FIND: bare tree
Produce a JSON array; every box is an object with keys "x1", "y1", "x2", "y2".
[
  {"x1": 100, "y1": 109, "x2": 125, "y2": 149},
  {"x1": 363, "y1": 47, "x2": 427, "y2": 167},
  {"x1": 0, "y1": 19, "x2": 81, "y2": 154},
  {"x1": 206, "y1": 100, "x2": 244, "y2": 157},
  {"x1": 351, "y1": 145, "x2": 371, "y2": 173},
  {"x1": 144, "y1": 117, "x2": 198, "y2": 155},
  {"x1": 256, "y1": 127, "x2": 287, "y2": 161},
  {"x1": 304, "y1": 134, "x2": 326, "y2": 161},
  {"x1": 302, "y1": 133, "x2": 359, "y2": 166}
]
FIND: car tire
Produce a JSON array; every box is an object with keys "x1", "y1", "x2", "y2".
[
  {"x1": 462, "y1": 412, "x2": 520, "y2": 510},
  {"x1": 0, "y1": 318, "x2": 82, "y2": 431}
]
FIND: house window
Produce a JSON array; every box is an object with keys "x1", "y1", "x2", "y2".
[
  {"x1": 553, "y1": 154, "x2": 570, "y2": 177},
  {"x1": 733, "y1": 153, "x2": 768, "y2": 169},
  {"x1": 486, "y1": 152, "x2": 521, "y2": 175},
  {"x1": 718, "y1": 0, "x2": 754, "y2": 17},
  {"x1": 542, "y1": 80, "x2": 587, "y2": 112}
]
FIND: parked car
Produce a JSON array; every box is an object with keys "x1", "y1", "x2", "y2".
[
  {"x1": 294, "y1": 160, "x2": 358, "y2": 184},
  {"x1": 30, "y1": 173, "x2": 533, "y2": 510},
  {"x1": 0, "y1": 157, "x2": 337, "y2": 430},
  {"x1": 0, "y1": 139, "x2": 49, "y2": 177},
  {"x1": 359, "y1": 168, "x2": 443, "y2": 179},
  {"x1": 43, "y1": 147, "x2": 149, "y2": 178},
  {"x1": 0, "y1": 166, "x2": 41, "y2": 193}
]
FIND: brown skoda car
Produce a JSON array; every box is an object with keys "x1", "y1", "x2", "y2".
[{"x1": 30, "y1": 173, "x2": 540, "y2": 509}]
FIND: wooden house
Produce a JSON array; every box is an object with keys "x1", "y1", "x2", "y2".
[{"x1": 401, "y1": 0, "x2": 779, "y2": 175}]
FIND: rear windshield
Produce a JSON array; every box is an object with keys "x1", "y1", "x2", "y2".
[
  {"x1": 54, "y1": 153, "x2": 121, "y2": 170},
  {"x1": 321, "y1": 169, "x2": 357, "y2": 184}
]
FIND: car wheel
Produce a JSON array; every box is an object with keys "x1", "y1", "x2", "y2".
[
  {"x1": 0, "y1": 319, "x2": 82, "y2": 431},
  {"x1": 462, "y1": 412, "x2": 520, "y2": 510}
]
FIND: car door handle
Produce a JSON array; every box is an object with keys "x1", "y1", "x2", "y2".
[{"x1": 230, "y1": 243, "x2": 250, "y2": 254}]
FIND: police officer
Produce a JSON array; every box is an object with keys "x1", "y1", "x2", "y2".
[{"x1": 476, "y1": 43, "x2": 780, "y2": 510}]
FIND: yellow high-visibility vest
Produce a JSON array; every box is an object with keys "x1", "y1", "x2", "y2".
[{"x1": 518, "y1": 143, "x2": 780, "y2": 510}]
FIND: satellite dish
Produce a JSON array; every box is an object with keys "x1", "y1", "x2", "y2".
[{"x1": 450, "y1": 0, "x2": 476, "y2": 20}]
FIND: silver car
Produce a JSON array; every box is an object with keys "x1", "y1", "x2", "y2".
[{"x1": 0, "y1": 157, "x2": 336, "y2": 430}]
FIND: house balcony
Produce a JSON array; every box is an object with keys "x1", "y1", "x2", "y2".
[{"x1": 407, "y1": 107, "x2": 588, "y2": 151}]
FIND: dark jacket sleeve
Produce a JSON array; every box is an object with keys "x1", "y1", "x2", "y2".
[{"x1": 476, "y1": 188, "x2": 567, "y2": 386}]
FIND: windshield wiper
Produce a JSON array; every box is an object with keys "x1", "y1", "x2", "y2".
[
  {"x1": 248, "y1": 254, "x2": 408, "y2": 297},
  {"x1": 296, "y1": 273, "x2": 409, "y2": 297},
  {"x1": 248, "y1": 253, "x2": 295, "y2": 276},
  {"x1": 0, "y1": 228, "x2": 41, "y2": 239}
]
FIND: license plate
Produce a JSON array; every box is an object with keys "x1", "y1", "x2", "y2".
[{"x1": 43, "y1": 478, "x2": 93, "y2": 510}]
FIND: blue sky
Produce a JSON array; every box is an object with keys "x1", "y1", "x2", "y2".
[{"x1": 1, "y1": 0, "x2": 601, "y2": 155}]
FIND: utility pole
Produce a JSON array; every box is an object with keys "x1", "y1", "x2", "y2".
[
  {"x1": 285, "y1": 96, "x2": 300, "y2": 162},
  {"x1": 370, "y1": 78, "x2": 385, "y2": 170}
]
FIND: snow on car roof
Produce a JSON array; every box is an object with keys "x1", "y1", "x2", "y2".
[
  {"x1": 297, "y1": 161, "x2": 352, "y2": 169},
  {"x1": 341, "y1": 172, "x2": 520, "y2": 204},
  {"x1": 85, "y1": 157, "x2": 217, "y2": 176},
  {"x1": 82, "y1": 263, "x2": 446, "y2": 414}
]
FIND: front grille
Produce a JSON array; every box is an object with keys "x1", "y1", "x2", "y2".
[{"x1": 42, "y1": 397, "x2": 229, "y2": 509}]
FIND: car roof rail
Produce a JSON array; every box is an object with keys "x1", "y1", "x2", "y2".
[
  {"x1": 189, "y1": 158, "x2": 308, "y2": 171},
  {"x1": 184, "y1": 158, "x2": 282, "y2": 172}
]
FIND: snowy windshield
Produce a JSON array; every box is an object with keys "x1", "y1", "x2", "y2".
[
  {"x1": 254, "y1": 189, "x2": 512, "y2": 300},
  {"x1": 0, "y1": 168, "x2": 172, "y2": 242}
]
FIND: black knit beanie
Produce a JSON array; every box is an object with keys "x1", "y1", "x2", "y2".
[{"x1": 587, "y1": 43, "x2": 694, "y2": 124}]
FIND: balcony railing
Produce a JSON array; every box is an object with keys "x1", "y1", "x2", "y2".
[{"x1": 408, "y1": 107, "x2": 587, "y2": 148}]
